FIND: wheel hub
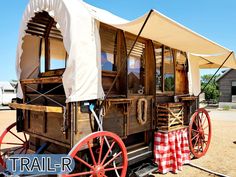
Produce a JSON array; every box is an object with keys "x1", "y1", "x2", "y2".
[
  {"x1": 199, "y1": 128, "x2": 205, "y2": 138},
  {"x1": 92, "y1": 165, "x2": 105, "y2": 176}
]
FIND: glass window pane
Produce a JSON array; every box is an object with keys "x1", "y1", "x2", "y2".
[
  {"x1": 155, "y1": 46, "x2": 163, "y2": 93},
  {"x1": 175, "y1": 51, "x2": 188, "y2": 94},
  {"x1": 49, "y1": 39, "x2": 66, "y2": 70},
  {"x1": 40, "y1": 39, "x2": 45, "y2": 73},
  {"x1": 100, "y1": 26, "x2": 117, "y2": 71},
  {"x1": 164, "y1": 47, "x2": 174, "y2": 92},
  {"x1": 127, "y1": 38, "x2": 146, "y2": 94}
]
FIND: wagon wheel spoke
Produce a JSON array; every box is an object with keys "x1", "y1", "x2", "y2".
[
  {"x1": 1, "y1": 142, "x2": 24, "y2": 146},
  {"x1": 104, "y1": 166, "x2": 123, "y2": 172},
  {"x1": 191, "y1": 133, "x2": 199, "y2": 141},
  {"x1": 101, "y1": 141, "x2": 116, "y2": 165},
  {"x1": 18, "y1": 147, "x2": 26, "y2": 154},
  {"x1": 74, "y1": 155, "x2": 94, "y2": 170},
  {"x1": 12, "y1": 146, "x2": 25, "y2": 153},
  {"x1": 202, "y1": 115, "x2": 207, "y2": 127},
  {"x1": 8, "y1": 130, "x2": 25, "y2": 143},
  {"x1": 98, "y1": 136, "x2": 104, "y2": 164},
  {"x1": 200, "y1": 138, "x2": 204, "y2": 152},
  {"x1": 87, "y1": 141, "x2": 97, "y2": 165},
  {"x1": 23, "y1": 133, "x2": 27, "y2": 142},
  {"x1": 103, "y1": 151, "x2": 122, "y2": 168}
]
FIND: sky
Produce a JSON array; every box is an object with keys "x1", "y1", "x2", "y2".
[{"x1": 0, "y1": 0, "x2": 235, "y2": 81}]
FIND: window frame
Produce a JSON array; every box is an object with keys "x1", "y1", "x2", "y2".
[
  {"x1": 154, "y1": 44, "x2": 176, "y2": 95},
  {"x1": 100, "y1": 23, "x2": 118, "y2": 72},
  {"x1": 39, "y1": 37, "x2": 67, "y2": 77},
  {"x1": 125, "y1": 33, "x2": 148, "y2": 95}
]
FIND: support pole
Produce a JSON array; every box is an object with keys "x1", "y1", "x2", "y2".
[{"x1": 198, "y1": 51, "x2": 233, "y2": 97}]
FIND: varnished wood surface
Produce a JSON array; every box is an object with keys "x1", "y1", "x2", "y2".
[
  {"x1": 21, "y1": 76, "x2": 62, "y2": 84},
  {"x1": 9, "y1": 103, "x2": 63, "y2": 113}
]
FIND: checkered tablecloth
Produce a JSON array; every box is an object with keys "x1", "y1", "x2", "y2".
[{"x1": 154, "y1": 128, "x2": 190, "y2": 174}]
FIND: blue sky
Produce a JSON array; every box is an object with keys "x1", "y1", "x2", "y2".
[{"x1": 0, "y1": 0, "x2": 235, "y2": 81}]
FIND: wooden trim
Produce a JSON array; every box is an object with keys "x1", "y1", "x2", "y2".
[
  {"x1": 21, "y1": 76, "x2": 62, "y2": 84},
  {"x1": 25, "y1": 131, "x2": 70, "y2": 148},
  {"x1": 173, "y1": 49, "x2": 176, "y2": 95},
  {"x1": 9, "y1": 103, "x2": 63, "y2": 113},
  {"x1": 45, "y1": 37, "x2": 50, "y2": 71},
  {"x1": 102, "y1": 70, "x2": 117, "y2": 77},
  {"x1": 40, "y1": 69, "x2": 65, "y2": 77},
  {"x1": 124, "y1": 32, "x2": 149, "y2": 43},
  {"x1": 161, "y1": 45, "x2": 165, "y2": 92}
]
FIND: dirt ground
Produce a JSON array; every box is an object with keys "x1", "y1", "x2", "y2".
[{"x1": 0, "y1": 109, "x2": 235, "y2": 177}]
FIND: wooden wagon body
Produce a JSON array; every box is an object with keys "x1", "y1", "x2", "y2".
[{"x1": 1, "y1": 0, "x2": 236, "y2": 176}]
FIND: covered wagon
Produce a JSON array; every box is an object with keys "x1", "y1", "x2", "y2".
[{"x1": 1, "y1": 0, "x2": 236, "y2": 176}]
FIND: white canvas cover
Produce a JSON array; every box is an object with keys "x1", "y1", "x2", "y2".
[
  {"x1": 17, "y1": 0, "x2": 236, "y2": 101},
  {"x1": 16, "y1": 0, "x2": 106, "y2": 102}
]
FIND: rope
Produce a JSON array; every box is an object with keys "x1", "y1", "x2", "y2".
[{"x1": 137, "y1": 98, "x2": 148, "y2": 125}]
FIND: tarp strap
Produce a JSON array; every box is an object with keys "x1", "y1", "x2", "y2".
[
  {"x1": 99, "y1": 9, "x2": 154, "y2": 109},
  {"x1": 198, "y1": 51, "x2": 233, "y2": 96}
]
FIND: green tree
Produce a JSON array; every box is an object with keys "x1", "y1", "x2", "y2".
[{"x1": 201, "y1": 74, "x2": 220, "y2": 103}]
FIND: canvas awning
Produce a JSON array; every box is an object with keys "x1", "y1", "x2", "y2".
[{"x1": 89, "y1": 9, "x2": 236, "y2": 69}]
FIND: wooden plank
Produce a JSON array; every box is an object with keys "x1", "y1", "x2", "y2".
[
  {"x1": 21, "y1": 77, "x2": 62, "y2": 84},
  {"x1": 180, "y1": 96, "x2": 198, "y2": 101},
  {"x1": 40, "y1": 69, "x2": 64, "y2": 77},
  {"x1": 9, "y1": 103, "x2": 63, "y2": 113},
  {"x1": 102, "y1": 70, "x2": 117, "y2": 77}
]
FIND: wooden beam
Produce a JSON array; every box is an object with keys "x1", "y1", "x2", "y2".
[
  {"x1": 21, "y1": 77, "x2": 62, "y2": 84},
  {"x1": 9, "y1": 103, "x2": 63, "y2": 113}
]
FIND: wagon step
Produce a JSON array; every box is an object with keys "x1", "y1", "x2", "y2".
[
  {"x1": 127, "y1": 145, "x2": 152, "y2": 165},
  {"x1": 134, "y1": 163, "x2": 158, "y2": 177}
]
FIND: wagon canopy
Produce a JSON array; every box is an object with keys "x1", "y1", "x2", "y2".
[{"x1": 17, "y1": 0, "x2": 236, "y2": 102}]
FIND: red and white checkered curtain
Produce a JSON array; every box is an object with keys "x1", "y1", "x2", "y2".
[{"x1": 154, "y1": 128, "x2": 190, "y2": 174}]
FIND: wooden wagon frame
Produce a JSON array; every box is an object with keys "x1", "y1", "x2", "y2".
[{"x1": 0, "y1": 0, "x2": 236, "y2": 176}]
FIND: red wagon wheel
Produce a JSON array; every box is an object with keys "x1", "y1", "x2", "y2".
[
  {"x1": 63, "y1": 131, "x2": 128, "y2": 177},
  {"x1": 0, "y1": 122, "x2": 29, "y2": 168},
  {"x1": 189, "y1": 108, "x2": 212, "y2": 158}
]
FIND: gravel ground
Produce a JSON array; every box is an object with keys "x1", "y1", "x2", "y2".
[{"x1": 0, "y1": 109, "x2": 235, "y2": 177}]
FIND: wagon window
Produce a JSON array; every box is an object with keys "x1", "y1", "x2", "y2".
[
  {"x1": 100, "y1": 25, "x2": 117, "y2": 71},
  {"x1": 40, "y1": 39, "x2": 46, "y2": 73},
  {"x1": 175, "y1": 51, "x2": 188, "y2": 94},
  {"x1": 126, "y1": 38, "x2": 146, "y2": 94},
  {"x1": 49, "y1": 38, "x2": 67, "y2": 70},
  {"x1": 154, "y1": 45, "x2": 163, "y2": 93},
  {"x1": 39, "y1": 38, "x2": 66, "y2": 73},
  {"x1": 164, "y1": 47, "x2": 174, "y2": 92}
]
